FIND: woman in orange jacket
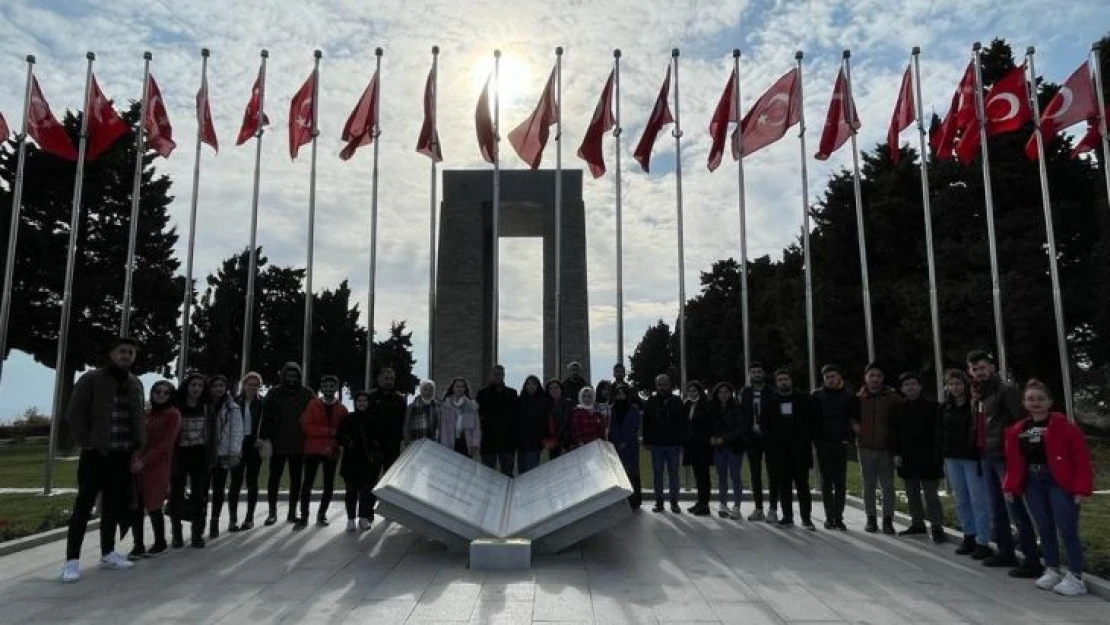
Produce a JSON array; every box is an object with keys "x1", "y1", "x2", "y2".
[{"x1": 295, "y1": 375, "x2": 348, "y2": 530}]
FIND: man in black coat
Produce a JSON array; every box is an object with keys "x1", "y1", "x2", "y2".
[
  {"x1": 476, "y1": 365, "x2": 519, "y2": 476},
  {"x1": 643, "y1": 374, "x2": 686, "y2": 513},
  {"x1": 563, "y1": 362, "x2": 590, "y2": 405},
  {"x1": 764, "y1": 368, "x2": 818, "y2": 530},
  {"x1": 739, "y1": 362, "x2": 775, "y2": 521},
  {"x1": 889, "y1": 372, "x2": 946, "y2": 543},
  {"x1": 367, "y1": 368, "x2": 407, "y2": 469},
  {"x1": 261, "y1": 362, "x2": 315, "y2": 525},
  {"x1": 811, "y1": 363, "x2": 858, "y2": 531}
]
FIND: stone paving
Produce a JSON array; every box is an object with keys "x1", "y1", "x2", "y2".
[{"x1": 0, "y1": 501, "x2": 1106, "y2": 625}]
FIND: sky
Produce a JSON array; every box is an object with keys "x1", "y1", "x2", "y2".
[{"x1": 0, "y1": 0, "x2": 1106, "y2": 419}]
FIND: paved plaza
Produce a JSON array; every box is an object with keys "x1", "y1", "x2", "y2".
[{"x1": 0, "y1": 501, "x2": 1106, "y2": 625}]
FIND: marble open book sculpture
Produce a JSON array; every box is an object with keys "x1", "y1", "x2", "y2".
[{"x1": 373, "y1": 438, "x2": 634, "y2": 554}]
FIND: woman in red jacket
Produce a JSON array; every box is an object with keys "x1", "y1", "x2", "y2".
[
  {"x1": 1003, "y1": 380, "x2": 1093, "y2": 597},
  {"x1": 130, "y1": 381, "x2": 180, "y2": 559}
]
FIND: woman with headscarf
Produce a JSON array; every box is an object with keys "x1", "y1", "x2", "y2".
[
  {"x1": 570, "y1": 387, "x2": 608, "y2": 448},
  {"x1": 515, "y1": 375, "x2": 549, "y2": 473},
  {"x1": 206, "y1": 375, "x2": 244, "y2": 539},
  {"x1": 438, "y1": 377, "x2": 481, "y2": 457},
  {"x1": 337, "y1": 391, "x2": 382, "y2": 532},
  {"x1": 543, "y1": 379, "x2": 574, "y2": 460},
  {"x1": 682, "y1": 380, "x2": 712, "y2": 516},
  {"x1": 609, "y1": 384, "x2": 643, "y2": 509},
  {"x1": 129, "y1": 381, "x2": 180, "y2": 559},
  {"x1": 404, "y1": 380, "x2": 441, "y2": 445}
]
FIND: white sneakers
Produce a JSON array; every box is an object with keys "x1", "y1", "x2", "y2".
[
  {"x1": 359, "y1": 518, "x2": 373, "y2": 532},
  {"x1": 346, "y1": 519, "x2": 357, "y2": 533},
  {"x1": 1053, "y1": 573, "x2": 1088, "y2": 597},
  {"x1": 1036, "y1": 569, "x2": 1063, "y2": 590},
  {"x1": 729, "y1": 505, "x2": 742, "y2": 520},
  {"x1": 99, "y1": 551, "x2": 134, "y2": 570},
  {"x1": 59, "y1": 560, "x2": 81, "y2": 583}
]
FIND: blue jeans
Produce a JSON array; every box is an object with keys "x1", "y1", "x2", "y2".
[
  {"x1": 982, "y1": 457, "x2": 1039, "y2": 560},
  {"x1": 945, "y1": 458, "x2": 992, "y2": 546},
  {"x1": 482, "y1": 453, "x2": 515, "y2": 477},
  {"x1": 1025, "y1": 466, "x2": 1084, "y2": 575},
  {"x1": 516, "y1": 450, "x2": 540, "y2": 474},
  {"x1": 651, "y1": 445, "x2": 682, "y2": 506},
  {"x1": 713, "y1": 448, "x2": 743, "y2": 508}
]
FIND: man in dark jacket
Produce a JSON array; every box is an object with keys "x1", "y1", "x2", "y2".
[
  {"x1": 764, "y1": 368, "x2": 818, "y2": 530},
  {"x1": 968, "y1": 350, "x2": 1042, "y2": 577},
  {"x1": 563, "y1": 362, "x2": 590, "y2": 404},
  {"x1": 477, "y1": 365, "x2": 519, "y2": 476},
  {"x1": 854, "y1": 363, "x2": 900, "y2": 534},
  {"x1": 61, "y1": 338, "x2": 146, "y2": 583},
  {"x1": 812, "y1": 364, "x2": 858, "y2": 531},
  {"x1": 740, "y1": 362, "x2": 776, "y2": 522},
  {"x1": 888, "y1": 372, "x2": 945, "y2": 543},
  {"x1": 643, "y1": 374, "x2": 685, "y2": 513},
  {"x1": 367, "y1": 367, "x2": 408, "y2": 469},
  {"x1": 261, "y1": 362, "x2": 315, "y2": 525},
  {"x1": 612, "y1": 363, "x2": 641, "y2": 406}
]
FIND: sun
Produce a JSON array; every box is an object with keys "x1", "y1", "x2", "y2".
[{"x1": 469, "y1": 53, "x2": 533, "y2": 113}]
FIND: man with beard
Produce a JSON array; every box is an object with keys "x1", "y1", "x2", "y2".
[
  {"x1": 261, "y1": 362, "x2": 315, "y2": 526},
  {"x1": 812, "y1": 364, "x2": 858, "y2": 531},
  {"x1": 563, "y1": 362, "x2": 590, "y2": 405},
  {"x1": 740, "y1": 362, "x2": 777, "y2": 522},
  {"x1": 763, "y1": 368, "x2": 818, "y2": 530},
  {"x1": 476, "y1": 365, "x2": 519, "y2": 476},
  {"x1": 367, "y1": 367, "x2": 408, "y2": 471}
]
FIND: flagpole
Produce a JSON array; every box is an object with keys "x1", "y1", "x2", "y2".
[
  {"x1": 427, "y1": 45, "x2": 439, "y2": 383},
  {"x1": 553, "y1": 47, "x2": 565, "y2": 378},
  {"x1": 301, "y1": 49, "x2": 322, "y2": 384},
  {"x1": 971, "y1": 42, "x2": 1008, "y2": 377},
  {"x1": 1026, "y1": 47, "x2": 1075, "y2": 420},
  {"x1": 842, "y1": 50, "x2": 875, "y2": 364},
  {"x1": 1093, "y1": 42, "x2": 1110, "y2": 206},
  {"x1": 120, "y1": 51, "x2": 152, "y2": 337},
  {"x1": 672, "y1": 48, "x2": 687, "y2": 391},
  {"x1": 797, "y1": 50, "x2": 816, "y2": 392},
  {"x1": 912, "y1": 47, "x2": 945, "y2": 400},
  {"x1": 365, "y1": 47, "x2": 383, "y2": 391},
  {"x1": 240, "y1": 49, "x2": 268, "y2": 381},
  {"x1": 0, "y1": 54, "x2": 36, "y2": 386},
  {"x1": 177, "y1": 48, "x2": 209, "y2": 380},
  {"x1": 733, "y1": 49, "x2": 751, "y2": 378},
  {"x1": 45, "y1": 51, "x2": 95, "y2": 496},
  {"x1": 492, "y1": 49, "x2": 501, "y2": 370},
  {"x1": 614, "y1": 49, "x2": 624, "y2": 367}
]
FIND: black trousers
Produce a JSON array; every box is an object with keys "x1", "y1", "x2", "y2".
[
  {"x1": 690, "y1": 455, "x2": 712, "y2": 508},
  {"x1": 132, "y1": 510, "x2": 166, "y2": 549},
  {"x1": 168, "y1": 445, "x2": 210, "y2": 534},
  {"x1": 228, "y1": 438, "x2": 262, "y2": 523},
  {"x1": 770, "y1": 443, "x2": 813, "y2": 523},
  {"x1": 300, "y1": 455, "x2": 337, "y2": 520},
  {"x1": 747, "y1": 437, "x2": 778, "y2": 510},
  {"x1": 66, "y1": 449, "x2": 132, "y2": 560},
  {"x1": 344, "y1": 463, "x2": 380, "y2": 520},
  {"x1": 209, "y1": 466, "x2": 230, "y2": 524},
  {"x1": 816, "y1": 441, "x2": 848, "y2": 523},
  {"x1": 267, "y1": 453, "x2": 304, "y2": 519}
]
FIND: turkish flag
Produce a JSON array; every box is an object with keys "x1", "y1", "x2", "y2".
[
  {"x1": 475, "y1": 73, "x2": 496, "y2": 164},
  {"x1": 509, "y1": 66, "x2": 559, "y2": 169},
  {"x1": 706, "y1": 68, "x2": 737, "y2": 172},
  {"x1": 26, "y1": 77, "x2": 76, "y2": 160},
  {"x1": 735, "y1": 68, "x2": 800, "y2": 159},
  {"x1": 85, "y1": 75, "x2": 128, "y2": 162},
  {"x1": 288, "y1": 70, "x2": 316, "y2": 160},
  {"x1": 815, "y1": 68, "x2": 860, "y2": 160},
  {"x1": 339, "y1": 69, "x2": 379, "y2": 161},
  {"x1": 887, "y1": 65, "x2": 914, "y2": 164},
  {"x1": 933, "y1": 62, "x2": 975, "y2": 160},
  {"x1": 236, "y1": 67, "x2": 270, "y2": 146},
  {"x1": 143, "y1": 74, "x2": 175, "y2": 158},
  {"x1": 0, "y1": 112, "x2": 9, "y2": 143},
  {"x1": 196, "y1": 70, "x2": 218, "y2": 153},
  {"x1": 1025, "y1": 62, "x2": 1097, "y2": 160},
  {"x1": 955, "y1": 64, "x2": 1032, "y2": 164},
  {"x1": 1071, "y1": 107, "x2": 1109, "y2": 158},
  {"x1": 415, "y1": 66, "x2": 442, "y2": 162},
  {"x1": 576, "y1": 69, "x2": 615, "y2": 178},
  {"x1": 632, "y1": 65, "x2": 673, "y2": 172}
]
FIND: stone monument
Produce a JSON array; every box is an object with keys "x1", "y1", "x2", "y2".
[{"x1": 432, "y1": 169, "x2": 590, "y2": 385}]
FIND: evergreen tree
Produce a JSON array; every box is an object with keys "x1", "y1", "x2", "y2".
[{"x1": 630, "y1": 320, "x2": 674, "y2": 393}]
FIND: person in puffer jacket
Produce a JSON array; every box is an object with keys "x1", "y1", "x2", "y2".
[{"x1": 205, "y1": 375, "x2": 244, "y2": 540}]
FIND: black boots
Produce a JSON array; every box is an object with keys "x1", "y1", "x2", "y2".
[
  {"x1": 882, "y1": 517, "x2": 896, "y2": 535},
  {"x1": 931, "y1": 526, "x2": 948, "y2": 544},
  {"x1": 955, "y1": 535, "x2": 977, "y2": 555},
  {"x1": 898, "y1": 524, "x2": 927, "y2": 537},
  {"x1": 171, "y1": 519, "x2": 185, "y2": 549},
  {"x1": 191, "y1": 521, "x2": 206, "y2": 548},
  {"x1": 864, "y1": 515, "x2": 878, "y2": 533}
]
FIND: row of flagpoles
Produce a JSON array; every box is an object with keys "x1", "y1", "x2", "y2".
[{"x1": 1, "y1": 43, "x2": 1108, "y2": 492}]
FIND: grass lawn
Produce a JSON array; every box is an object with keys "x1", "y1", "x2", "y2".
[{"x1": 0, "y1": 493, "x2": 77, "y2": 542}]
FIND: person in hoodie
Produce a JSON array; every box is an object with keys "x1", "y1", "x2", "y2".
[
  {"x1": 643, "y1": 374, "x2": 686, "y2": 514},
  {"x1": 543, "y1": 379, "x2": 574, "y2": 460},
  {"x1": 968, "y1": 349, "x2": 1042, "y2": 578},
  {"x1": 261, "y1": 362, "x2": 315, "y2": 526},
  {"x1": 570, "y1": 386, "x2": 608, "y2": 448},
  {"x1": 888, "y1": 372, "x2": 945, "y2": 543},
  {"x1": 812, "y1": 364, "x2": 858, "y2": 531},
  {"x1": 854, "y1": 363, "x2": 899, "y2": 535},
  {"x1": 682, "y1": 381, "x2": 713, "y2": 516},
  {"x1": 205, "y1": 375, "x2": 245, "y2": 540},
  {"x1": 228, "y1": 372, "x2": 264, "y2": 532},
  {"x1": 295, "y1": 375, "x2": 348, "y2": 530},
  {"x1": 477, "y1": 365, "x2": 519, "y2": 476},
  {"x1": 439, "y1": 377, "x2": 481, "y2": 456},
  {"x1": 337, "y1": 391, "x2": 382, "y2": 532},
  {"x1": 940, "y1": 369, "x2": 994, "y2": 560},
  {"x1": 404, "y1": 380, "x2": 441, "y2": 446},
  {"x1": 764, "y1": 368, "x2": 818, "y2": 530},
  {"x1": 515, "y1": 375, "x2": 549, "y2": 473},
  {"x1": 708, "y1": 381, "x2": 745, "y2": 520},
  {"x1": 169, "y1": 372, "x2": 213, "y2": 549},
  {"x1": 1003, "y1": 380, "x2": 1094, "y2": 597},
  {"x1": 609, "y1": 384, "x2": 643, "y2": 510},
  {"x1": 129, "y1": 380, "x2": 180, "y2": 560}
]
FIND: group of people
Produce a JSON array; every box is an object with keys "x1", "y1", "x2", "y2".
[{"x1": 58, "y1": 339, "x2": 1095, "y2": 598}]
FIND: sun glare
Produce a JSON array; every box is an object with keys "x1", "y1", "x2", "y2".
[{"x1": 469, "y1": 53, "x2": 533, "y2": 112}]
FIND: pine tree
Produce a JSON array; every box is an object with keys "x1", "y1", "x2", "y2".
[{"x1": 630, "y1": 321, "x2": 674, "y2": 393}]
